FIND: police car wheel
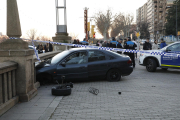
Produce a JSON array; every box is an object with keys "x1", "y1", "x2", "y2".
[
  {"x1": 146, "y1": 58, "x2": 157, "y2": 72},
  {"x1": 107, "y1": 69, "x2": 121, "y2": 82}
]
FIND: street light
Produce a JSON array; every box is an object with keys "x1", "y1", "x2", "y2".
[{"x1": 55, "y1": 0, "x2": 67, "y2": 33}]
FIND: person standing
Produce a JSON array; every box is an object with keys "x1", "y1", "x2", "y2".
[
  {"x1": 132, "y1": 39, "x2": 138, "y2": 59},
  {"x1": 110, "y1": 37, "x2": 118, "y2": 48},
  {"x1": 123, "y1": 38, "x2": 127, "y2": 48},
  {"x1": 37, "y1": 43, "x2": 44, "y2": 54},
  {"x1": 152, "y1": 40, "x2": 159, "y2": 50},
  {"x1": 143, "y1": 38, "x2": 152, "y2": 50},
  {"x1": 160, "y1": 38, "x2": 167, "y2": 49},
  {"x1": 117, "y1": 40, "x2": 123, "y2": 54},
  {"x1": 102, "y1": 41, "x2": 107, "y2": 47},
  {"x1": 49, "y1": 40, "x2": 53, "y2": 52},
  {"x1": 106, "y1": 41, "x2": 110, "y2": 47},
  {"x1": 44, "y1": 43, "x2": 49, "y2": 52},
  {"x1": 124, "y1": 37, "x2": 137, "y2": 68}
]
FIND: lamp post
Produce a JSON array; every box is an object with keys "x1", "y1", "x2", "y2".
[{"x1": 55, "y1": 0, "x2": 67, "y2": 33}]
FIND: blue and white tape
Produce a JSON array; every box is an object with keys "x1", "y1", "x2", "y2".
[{"x1": 9, "y1": 37, "x2": 180, "y2": 61}]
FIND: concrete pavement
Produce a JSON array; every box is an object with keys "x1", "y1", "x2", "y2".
[
  {"x1": 0, "y1": 85, "x2": 62, "y2": 120},
  {"x1": 0, "y1": 58, "x2": 180, "y2": 120}
]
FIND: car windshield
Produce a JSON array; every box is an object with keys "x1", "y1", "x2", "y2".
[
  {"x1": 160, "y1": 42, "x2": 178, "y2": 51},
  {"x1": 50, "y1": 50, "x2": 70, "y2": 65}
]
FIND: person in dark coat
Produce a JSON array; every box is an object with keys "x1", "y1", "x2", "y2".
[
  {"x1": 106, "y1": 41, "x2": 110, "y2": 47},
  {"x1": 49, "y1": 40, "x2": 53, "y2": 52},
  {"x1": 143, "y1": 38, "x2": 152, "y2": 50},
  {"x1": 96, "y1": 41, "x2": 99, "y2": 46},
  {"x1": 123, "y1": 38, "x2": 127, "y2": 48},
  {"x1": 37, "y1": 43, "x2": 44, "y2": 54},
  {"x1": 160, "y1": 38, "x2": 167, "y2": 49},
  {"x1": 124, "y1": 37, "x2": 137, "y2": 68},
  {"x1": 117, "y1": 40, "x2": 123, "y2": 54}
]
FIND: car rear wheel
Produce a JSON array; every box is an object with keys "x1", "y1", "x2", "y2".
[
  {"x1": 37, "y1": 74, "x2": 52, "y2": 85},
  {"x1": 146, "y1": 58, "x2": 157, "y2": 72},
  {"x1": 107, "y1": 69, "x2": 121, "y2": 82}
]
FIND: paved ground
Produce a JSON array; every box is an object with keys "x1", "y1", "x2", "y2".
[
  {"x1": 49, "y1": 59, "x2": 180, "y2": 120},
  {"x1": 1, "y1": 58, "x2": 180, "y2": 120},
  {"x1": 0, "y1": 85, "x2": 63, "y2": 120}
]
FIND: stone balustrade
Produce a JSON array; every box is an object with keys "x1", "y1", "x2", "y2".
[{"x1": 0, "y1": 61, "x2": 18, "y2": 116}]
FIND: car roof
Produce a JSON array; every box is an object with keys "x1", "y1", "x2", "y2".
[{"x1": 69, "y1": 47, "x2": 101, "y2": 51}]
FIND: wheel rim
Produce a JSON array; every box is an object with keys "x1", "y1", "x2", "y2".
[
  {"x1": 146, "y1": 60, "x2": 153, "y2": 71},
  {"x1": 110, "y1": 71, "x2": 119, "y2": 80}
]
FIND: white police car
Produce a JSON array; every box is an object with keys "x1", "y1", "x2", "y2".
[{"x1": 139, "y1": 42, "x2": 180, "y2": 72}]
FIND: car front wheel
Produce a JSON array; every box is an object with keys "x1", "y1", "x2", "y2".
[
  {"x1": 146, "y1": 58, "x2": 157, "y2": 72},
  {"x1": 107, "y1": 69, "x2": 121, "y2": 82}
]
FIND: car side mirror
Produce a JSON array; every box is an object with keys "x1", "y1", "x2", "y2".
[{"x1": 61, "y1": 62, "x2": 66, "y2": 67}]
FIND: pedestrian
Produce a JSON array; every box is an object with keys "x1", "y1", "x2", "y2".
[
  {"x1": 124, "y1": 37, "x2": 137, "y2": 68},
  {"x1": 102, "y1": 41, "x2": 107, "y2": 47},
  {"x1": 76, "y1": 39, "x2": 80, "y2": 44},
  {"x1": 117, "y1": 40, "x2": 122, "y2": 48},
  {"x1": 152, "y1": 40, "x2": 159, "y2": 50},
  {"x1": 110, "y1": 37, "x2": 118, "y2": 48},
  {"x1": 143, "y1": 38, "x2": 152, "y2": 50},
  {"x1": 106, "y1": 41, "x2": 110, "y2": 47},
  {"x1": 36, "y1": 43, "x2": 44, "y2": 54},
  {"x1": 96, "y1": 41, "x2": 99, "y2": 46},
  {"x1": 132, "y1": 39, "x2": 138, "y2": 59},
  {"x1": 44, "y1": 43, "x2": 49, "y2": 52},
  {"x1": 49, "y1": 40, "x2": 53, "y2": 52},
  {"x1": 123, "y1": 38, "x2": 127, "y2": 48},
  {"x1": 117, "y1": 40, "x2": 123, "y2": 54},
  {"x1": 98, "y1": 41, "x2": 102, "y2": 47},
  {"x1": 160, "y1": 38, "x2": 167, "y2": 49}
]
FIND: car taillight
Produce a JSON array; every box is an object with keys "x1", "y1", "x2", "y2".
[{"x1": 127, "y1": 59, "x2": 132, "y2": 64}]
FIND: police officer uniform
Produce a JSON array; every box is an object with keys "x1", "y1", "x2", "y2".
[
  {"x1": 124, "y1": 38, "x2": 137, "y2": 68},
  {"x1": 110, "y1": 37, "x2": 118, "y2": 48}
]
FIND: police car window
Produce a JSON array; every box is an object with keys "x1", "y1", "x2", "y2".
[
  {"x1": 88, "y1": 50, "x2": 106, "y2": 62},
  {"x1": 65, "y1": 51, "x2": 87, "y2": 65},
  {"x1": 167, "y1": 43, "x2": 180, "y2": 52}
]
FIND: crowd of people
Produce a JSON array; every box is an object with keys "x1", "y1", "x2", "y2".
[{"x1": 36, "y1": 40, "x2": 53, "y2": 54}]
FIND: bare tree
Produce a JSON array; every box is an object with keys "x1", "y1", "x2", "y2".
[
  {"x1": 121, "y1": 13, "x2": 134, "y2": 37},
  {"x1": 94, "y1": 9, "x2": 113, "y2": 40},
  {"x1": 69, "y1": 32, "x2": 79, "y2": 40},
  {"x1": 137, "y1": 21, "x2": 150, "y2": 39},
  {"x1": 110, "y1": 12, "x2": 125, "y2": 38},
  {"x1": 26, "y1": 29, "x2": 37, "y2": 40}
]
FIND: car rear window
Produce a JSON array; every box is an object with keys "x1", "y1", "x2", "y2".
[{"x1": 105, "y1": 50, "x2": 122, "y2": 57}]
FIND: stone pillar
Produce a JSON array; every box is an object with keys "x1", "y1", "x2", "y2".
[
  {"x1": 0, "y1": 0, "x2": 37, "y2": 102},
  {"x1": 52, "y1": 33, "x2": 71, "y2": 51}
]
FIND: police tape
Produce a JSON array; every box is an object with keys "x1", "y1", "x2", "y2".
[{"x1": 9, "y1": 37, "x2": 180, "y2": 62}]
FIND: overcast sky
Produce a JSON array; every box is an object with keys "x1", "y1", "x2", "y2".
[{"x1": 0, "y1": 0, "x2": 147, "y2": 40}]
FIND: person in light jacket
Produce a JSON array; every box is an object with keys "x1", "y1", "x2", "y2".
[{"x1": 152, "y1": 40, "x2": 159, "y2": 50}]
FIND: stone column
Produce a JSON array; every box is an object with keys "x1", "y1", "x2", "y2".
[
  {"x1": 0, "y1": 0, "x2": 37, "y2": 102},
  {"x1": 52, "y1": 33, "x2": 71, "y2": 51}
]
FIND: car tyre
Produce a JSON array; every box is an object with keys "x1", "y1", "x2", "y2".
[
  {"x1": 146, "y1": 58, "x2": 157, "y2": 72},
  {"x1": 107, "y1": 69, "x2": 121, "y2": 82},
  {"x1": 52, "y1": 86, "x2": 71, "y2": 96}
]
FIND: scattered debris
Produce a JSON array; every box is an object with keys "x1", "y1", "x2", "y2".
[{"x1": 88, "y1": 87, "x2": 99, "y2": 95}]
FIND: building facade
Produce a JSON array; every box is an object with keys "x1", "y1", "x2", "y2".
[{"x1": 137, "y1": 0, "x2": 176, "y2": 40}]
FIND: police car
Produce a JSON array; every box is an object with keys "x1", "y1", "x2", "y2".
[{"x1": 139, "y1": 42, "x2": 180, "y2": 72}]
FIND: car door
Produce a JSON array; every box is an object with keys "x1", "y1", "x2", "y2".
[
  {"x1": 87, "y1": 50, "x2": 109, "y2": 79},
  {"x1": 161, "y1": 43, "x2": 180, "y2": 67},
  {"x1": 56, "y1": 51, "x2": 88, "y2": 81}
]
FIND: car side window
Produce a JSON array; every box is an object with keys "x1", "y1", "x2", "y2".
[
  {"x1": 88, "y1": 50, "x2": 106, "y2": 62},
  {"x1": 65, "y1": 51, "x2": 87, "y2": 65},
  {"x1": 167, "y1": 43, "x2": 180, "y2": 52}
]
